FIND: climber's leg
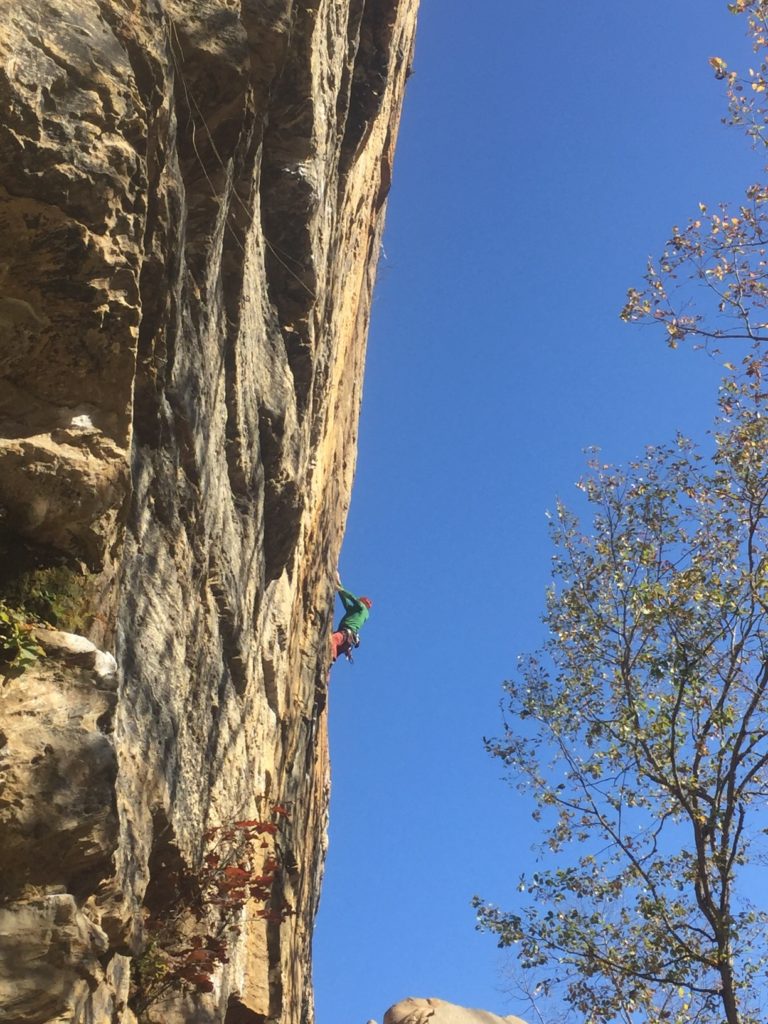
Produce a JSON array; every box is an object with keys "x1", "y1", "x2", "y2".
[{"x1": 331, "y1": 630, "x2": 345, "y2": 662}]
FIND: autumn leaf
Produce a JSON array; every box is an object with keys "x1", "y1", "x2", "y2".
[
  {"x1": 185, "y1": 948, "x2": 213, "y2": 964},
  {"x1": 709, "y1": 56, "x2": 728, "y2": 79},
  {"x1": 223, "y1": 866, "x2": 249, "y2": 881}
]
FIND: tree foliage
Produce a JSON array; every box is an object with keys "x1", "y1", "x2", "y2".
[
  {"x1": 131, "y1": 807, "x2": 293, "y2": 1017},
  {"x1": 621, "y1": 1, "x2": 768, "y2": 350},
  {"x1": 475, "y1": 365, "x2": 768, "y2": 1024},
  {"x1": 476, "y1": 8, "x2": 768, "y2": 1021}
]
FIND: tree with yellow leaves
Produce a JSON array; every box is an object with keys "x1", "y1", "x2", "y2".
[
  {"x1": 476, "y1": 5, "x2": 768, "y2": 1022},
  {"x1": 622, "y1": 1, "x2": 768, "y2": 350},
  {"x1": 475, "y1": 361, "x2": 768, "y2": 1024}
]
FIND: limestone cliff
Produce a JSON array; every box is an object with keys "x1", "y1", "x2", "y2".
[{"x1": 0, "y1": 2, "x2": 418, "y2": 1021}]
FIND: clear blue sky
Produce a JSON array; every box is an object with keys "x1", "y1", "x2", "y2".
[{"x1": 313, "y1": 3, "x2": 761, "y2": 1022}]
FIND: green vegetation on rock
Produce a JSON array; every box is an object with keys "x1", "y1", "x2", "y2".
[
  {"x1": 0, "y1": 601, "x2": 44, "y2": 669},
  {"x1": 0, "y1": 529, "x2": 95, "y2": 670},
  {"x1": 0, "y1": 530, "x2": 92, "y2": 634}
]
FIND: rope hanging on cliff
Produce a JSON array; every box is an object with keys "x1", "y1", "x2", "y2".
[{"x1": 164, "y1": 15, "x2": 318, "y2": 303}]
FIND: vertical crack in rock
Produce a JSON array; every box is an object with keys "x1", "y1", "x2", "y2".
[
  {"x1": 0, "y1": 0, "x2": 419, "y2": 1021},
  {"x1": 339, "y1": 0, "x2": 399, "y2": 177}
]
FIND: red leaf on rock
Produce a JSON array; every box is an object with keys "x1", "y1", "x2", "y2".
[
  {"x1": 256, "y1": 822, "x2": 278, "y2": 834},
  {"x1": 186, "y1": 948, "x2": 212, "y2": 963}
]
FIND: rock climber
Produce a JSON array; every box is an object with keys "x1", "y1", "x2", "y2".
[{"x1": 331, "y1": 573, "x2": 372, "y2": 663}]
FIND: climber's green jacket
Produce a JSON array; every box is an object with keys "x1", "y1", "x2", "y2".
[{"x1": 337, "y1": 588, "x2": 370, "y2": 634}]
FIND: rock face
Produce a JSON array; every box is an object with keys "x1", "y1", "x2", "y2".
[
  {"x1": 384, "y1": 998, "x2": 529, "y2": 1024},
  {"x1": 0, "y1": 1, "x2": 418, "y2": 1022}
]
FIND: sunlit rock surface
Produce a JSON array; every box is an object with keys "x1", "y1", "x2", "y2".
[
  {"x1": 384, "y1": 998, "x2": 529, "y2": 1024},
  {"x1": 0, "y1": 0, "x2": 418, "y2": 1021}
]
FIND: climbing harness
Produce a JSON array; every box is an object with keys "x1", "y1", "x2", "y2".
[{"x1": 338, "y1": 629, "x2": 360, "y2": 663}]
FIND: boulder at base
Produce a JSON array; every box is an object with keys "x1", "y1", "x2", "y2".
[{"x1": 385, "y1": 997, "x2": 528, "y2": 1024}]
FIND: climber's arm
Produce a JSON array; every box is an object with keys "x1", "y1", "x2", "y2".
[{"x1": 337, "y1": 587, "x2": 362, "y2": 613}]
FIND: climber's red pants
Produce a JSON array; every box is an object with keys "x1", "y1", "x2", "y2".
[{"x1": 331, "y1": 630, "x2": 352, "y2": 662}]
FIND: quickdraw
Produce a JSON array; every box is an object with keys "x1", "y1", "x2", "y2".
[{"x1": 340, "y1": 629, "x2": 360, "y2": 662}]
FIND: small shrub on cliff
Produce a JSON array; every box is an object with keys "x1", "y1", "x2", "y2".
[
  {"x1": 8, "y1": 565, "x2": 90, "y2": 631},
  {"x1": 131, "y1": 805, "x2": 294, "y2": 1016},
  {"x1": 0, "y1": 529, "x2": 93, "y2": 635},
  {"x1": 0, "y1": 601, "x2": 44, "y2": 670}
]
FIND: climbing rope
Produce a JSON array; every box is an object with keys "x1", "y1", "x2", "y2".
[{"x1": 164, "y1": 14, "x2": 318, "y2": 303}]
